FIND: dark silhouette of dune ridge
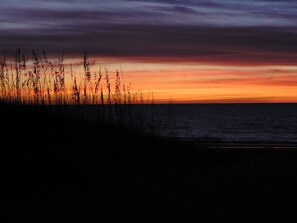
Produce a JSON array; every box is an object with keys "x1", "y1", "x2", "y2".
[{"x1": 2, "y1": 102, "x2": 297, "y2": 222}]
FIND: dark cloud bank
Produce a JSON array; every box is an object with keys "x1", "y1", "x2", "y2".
[
  {"x1": 2, "y1": 25, "x2": 297, "y2": 65},
  {"x1": 1, "y1": 0, "x2": 297, "y2": 65}
]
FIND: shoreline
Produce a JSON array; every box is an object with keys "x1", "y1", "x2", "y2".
[{"x1": 179, "y1": 138, "x2": 297, "y2": 149}]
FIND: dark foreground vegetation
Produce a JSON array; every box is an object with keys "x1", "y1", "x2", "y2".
[{"x1": 2, "y1": 102, "x2": 297, "y2": 222}]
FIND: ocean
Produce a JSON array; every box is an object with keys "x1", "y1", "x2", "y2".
[
  {"x1": 61, "y1": 103, "x2": 297, "y2": 143},
  {"x1": 155, "y1": 104, "x2": 297, "y2": 142}
]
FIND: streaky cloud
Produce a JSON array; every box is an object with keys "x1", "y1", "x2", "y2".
[
  {"x1": 1, "y1": 25, "x2": 297, "y2": 65},
  {"x1": 1, "y1": 0, "x2": 297, "y2": 65}
]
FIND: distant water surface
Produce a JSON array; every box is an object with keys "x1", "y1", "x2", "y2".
[
  {"x1": 62, "y1": 104, "x2": 297, "y2": 142},
  {"x1": 157, "y1": 104, "x2": 297, "y2": 142}
]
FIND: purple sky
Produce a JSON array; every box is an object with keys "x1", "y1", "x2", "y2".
[{"x1": 1, "y1": 0, "x2": 297, "y2": 64}]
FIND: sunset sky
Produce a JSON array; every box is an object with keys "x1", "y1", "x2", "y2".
[{"x1": 1, "y1": 0, "x2": 297, "y2": 103}]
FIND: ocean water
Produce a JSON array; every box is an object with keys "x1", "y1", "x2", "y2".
[
  {"x1": 155, "y1": 104, "x2": 297, "y2": 142},
  {"x1": 62, "y1": 104, "x2": 297, "y2": 142}
]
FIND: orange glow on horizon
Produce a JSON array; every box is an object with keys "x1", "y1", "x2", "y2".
[
  {"x1": 63, "y1": 58, "x2": 297, "y2": 104},
  {"x1": 2, "y1": 56, "x2": 296, "y2": 104},
  {"x1": 110, "y1": 62, "x2": 297, "y2": 104}
]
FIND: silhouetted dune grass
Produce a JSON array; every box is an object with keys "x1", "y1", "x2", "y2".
[
  {"x1": 1, "y1": 49, "x2": 172, "y2": 137},
  {"x1": 2, "y1": 102, "x2": 297, "y2": 222}
]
